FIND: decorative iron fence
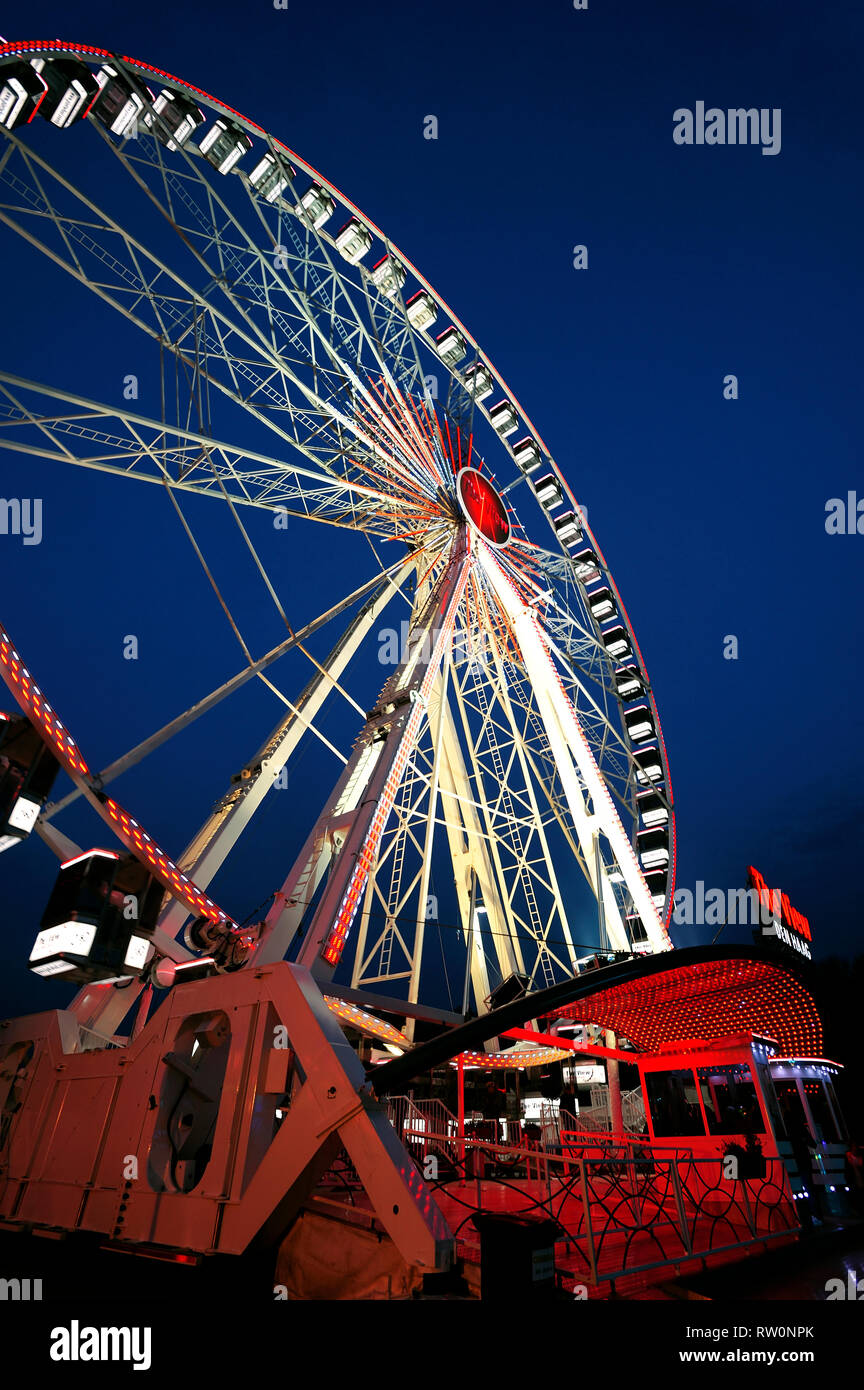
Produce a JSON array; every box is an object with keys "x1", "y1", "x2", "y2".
[{"x1": 399, "y1": 1125, "x2": 799, "y2": 1288}]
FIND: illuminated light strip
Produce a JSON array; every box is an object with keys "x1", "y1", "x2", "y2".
[
  {"x1": 478, "y1": 546, "x2": 672, "y2": 954},
  {"x1": 324, "y1": 996, "x2": 410, "y2": 1047},
  {"x1": 320, "y1": 556, "x2": 470, "y2": 966},
  {"x1": 363, "y1": 376, "x2": 442, "y2": 493},
  {"x1": 0, "y1": 629, "x2": 90, "y2": 777},
  {"x1": 61, "y1": 848, "x2": 120, "y2": 869},
  {"x1": 0, "y1": 620, "x2": 240, "y2": 934},
  {"x1": 103, "y1": 797, "x2": 230, "y2": 926},
  {"x1": 772, "y1": 1057, "x2": 842, "y2": 1069},
  {"x1": 453, "y1": 1048, "x2": 573, "y2": 1068}
]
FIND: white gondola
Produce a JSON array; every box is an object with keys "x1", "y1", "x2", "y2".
[
  {"x1": 638, "y1": 827, "x2": 669, "y2": 870},
  {"x1": 616, "y1": 665, "x2": 645, "y2": 701},
  {"x1": 533, "y1": 472, "x2": 563, "y2": 509},
  {"x1": 643, "y1": 869, "x2": 668, "y2": 908},
  {"x1": 637, "y1": 790, "x2": 669, "y2": 827},
  {"x1": 29, "y1": 849, "x2": 161, "y2": 984},
  {"x1": 435, "y1": 326, "x2": 467, "y2": 366},
  {"x1": 31, "y1": 57, "x2": 99, "y2": 129},
  {"x1": 588, "y1": 586, "x2": 616, "y2": 622},
  {"x1": 298, "y1": 182, "x2": 335, "y2": 228},
  {"x1": 249, "y1": 151, "x2": 296, "y2": 203},
  {"x1": 371, "y1": 253, "x2": 406, "y2": 299},
  {"x1": 512, "y1": 436, "x2": 542, "y2": 474},
  {"x1": 553, "y1": 510, "x2": 583, "y2": 547},
  {"x1": 144, "y1": 88, "x2": 205, "y2": 149},
  {"x1": 634, "y1": 748, "x2": 663, "y2": 784},
  {"x1": 406, "y1": 289, "x2": 437, "y2": 330},
  {"x1": 602, "y1": 625, "x2": 632, "y2": 660},
  {"x1": 572, "y1": 546, "x2": 600, "y2": 584},
  {"x1": 463, "y1": 362, "x2": 493, "y2": 400},
  {"x1": 335, "y1": 217, "x2": 372, "y2": 264},
  {"x1": 0, "y1": 713, "x2": 60, "y2": 853},
  {"x1": 199, "y1": 118, "x2": 253, "y2": 175},
  {"x1": 625, "y1": 704, "x2": 656, "y2": 743},
  {"x1": 92, "y1": 65, "x2": 146, "y2": 137},
  {"x1": 638, "y1": 795, "x2": 675, "y2": 822},
  {"x1": 489, "y1": 400, "x2": 519, "y2": 437},
  {"x1": 0, "y1": 60, "x2": 47, "y2": 131}
]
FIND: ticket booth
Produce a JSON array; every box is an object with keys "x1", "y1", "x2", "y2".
[{"x1": 638, "y1": 1032, "x2": 851, "y2": 1218}]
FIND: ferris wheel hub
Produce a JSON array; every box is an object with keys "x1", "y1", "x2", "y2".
[{"x1": 455, "y1": 467, "x2": 510, "y2": 548}]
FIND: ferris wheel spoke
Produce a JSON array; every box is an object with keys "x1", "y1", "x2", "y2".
[
  {"x1": 101, "y1": 111, "x2": 417, "y2": 410},
  {"x1": 69, "y1": 115, "x2": 445, "y2": 503},
  {"x1": 0, "y1": 374, "x2": 428, "y2": 536},
  {"x1": 155, "y1": 559, "x2": 415, "y2": 941},
  {"x1": 479, "y1": 545, "x2": 671, "y2": 955},
  {"x1": 448, "y1": 648, "x2": 577, "y2": 992},
  {"x1": 0, "y1": 137, "x2": 428, "y2": 511},
  {"x1": 435, "y1": 683, "x2": 518, "y2": 1003},
  {"x1": 40, "y1": 559, "x2": 411, "y2": 841},
  {"x1": 252, "y1": 532, "x2": 469, "y2": 972}
]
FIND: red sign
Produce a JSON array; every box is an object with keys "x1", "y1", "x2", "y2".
[{"x1": 748, "y1": 865, "x2": 812, "y2": 943}]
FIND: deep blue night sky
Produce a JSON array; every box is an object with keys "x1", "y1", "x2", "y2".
[{"x1": 0, "y1": 0, "x2": 861, "y2": 1018}]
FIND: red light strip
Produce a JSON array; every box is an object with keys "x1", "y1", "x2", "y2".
[
  {"x1": 0, "y1": 622, "x2": 239, "y2": 932},
  {"x1": 501, "y1": 1026, "x2": 632, "y2": 1062},
  {"x1": 452, "y1": 1048, "x2": 573, "y2": 1068}
]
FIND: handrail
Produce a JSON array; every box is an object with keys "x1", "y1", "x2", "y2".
[{"x1": 386, "y1": 1128, "x2": 799, "y2": 1287}]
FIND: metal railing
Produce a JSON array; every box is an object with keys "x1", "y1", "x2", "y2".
[
  {"x1": 387, "y1": 1095, "x2": 460, "y2": 1164},
  {"x1": 398, "y1": 1124, "x2": 799, "y2": 1289},
  {"x1": 583, "y1": 1085, "x2": 646, "y2": 1132}
]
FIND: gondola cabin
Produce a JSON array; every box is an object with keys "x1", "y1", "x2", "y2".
[
  {"x1": 0, "y1": 60, "x2": 48, "y2": 131},
  {"x1": 0, "y1": 713, "x2": 60, "y2": 852},
  {"x1": 30, "y1": 57, "x2": 99, "y2": 128},
  {"x1": 29, "y1": 849, "x2": 163, "y2": 983}
]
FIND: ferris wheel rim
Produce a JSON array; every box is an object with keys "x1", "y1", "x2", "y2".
[{"x1": 0, "y1": 35, "x2": 676, "y2": 932}]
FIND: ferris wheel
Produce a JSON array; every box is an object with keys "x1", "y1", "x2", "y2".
[{"x1": 0, "y1": 39, "x2": 675, "y2": 1041}]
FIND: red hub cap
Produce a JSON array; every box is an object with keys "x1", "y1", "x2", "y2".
[{"x1": 456, "y1": 467, "x2": 510, "y2": 548}]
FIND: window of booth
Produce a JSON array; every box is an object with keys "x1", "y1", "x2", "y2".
[
  {"x1": 824, "y1": 1080, "x2": 848, "y2": 1143},
  {"x1": 773, "y1": 1078, "x2": 843, "y2": 1144},
  {"x1": 755, "y1": 1061, "x2": 788, "y2": 1139},
  {"x1": 802, "y1": 1079, "x2": 843, "y2": 1143},
  {"x1": 696, "y1": 1064, "x2": 765, "y2": 1135},
  {"x1": 644, "y1": 1068, "x2": 706, "y2": 1137},
  {"x1": 774, "y1": 1079, "x2": 810, "y2": 1141}
]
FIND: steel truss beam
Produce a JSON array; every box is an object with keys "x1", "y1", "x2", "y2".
[
  {"x1": 478, "y1": 545, "x2": 672, "y2": 955},
  {"x1": 253, "y1": 531, "x2": 469, "y2": 976}
]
